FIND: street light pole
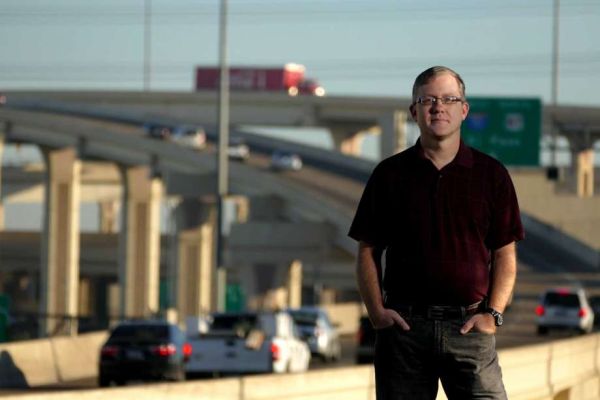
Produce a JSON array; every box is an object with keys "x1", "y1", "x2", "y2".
[
  {"x1": 550, "y1": 0, "x2": 560, "y2": 169},
  {"x1": 143, "y1": 0, "x2": 151, "y2": 91},
  {"x1": 216, "y1": 0, "x2": 230, "y2": 312}
]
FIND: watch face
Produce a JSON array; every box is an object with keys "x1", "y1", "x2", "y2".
[
  {"x1": 486, "y1": 308, "x2": 503, "y2": 326},
  {"x1": 496, "y1": 313, "x2": 503, "y2": 326}
]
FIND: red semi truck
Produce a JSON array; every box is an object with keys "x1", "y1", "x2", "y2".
[{"x1": 195, "y1": 63, "x2": 325, "y2": 96}]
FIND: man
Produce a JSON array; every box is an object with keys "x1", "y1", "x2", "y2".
[{"x1": 349, "y1": 66, "x2": 524, "y2": 400}]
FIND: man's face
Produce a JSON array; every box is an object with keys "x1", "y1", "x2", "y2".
[{"x1": 409, "y1": 73, "x2": 469, "y2": 142}]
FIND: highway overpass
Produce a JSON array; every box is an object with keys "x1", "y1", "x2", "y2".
[
  {"x1": 0, "y1": 93, "x2": 599, "y2": 338},
  {"x1": 1, "y1": 93, "x2": 600, "y2": 400}
]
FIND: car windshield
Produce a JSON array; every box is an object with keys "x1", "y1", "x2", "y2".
[
  {"x1": 544, "y1": 293, "x2": 580, "y2": 307},
  {"x1": 109, "y1": 324, "x2": 169, "y2": 343},
  {"x1": 210, "y1": 314, "x2": 258, "y2": 337},
  {"x1": 289, "y1": 311, "x2": 318, "y2": 326},
  {"x1": 179, "y1": 126, "x2": 203, "y2": 135}
]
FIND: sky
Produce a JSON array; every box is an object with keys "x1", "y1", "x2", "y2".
[
  {"x1": 1, "y1": 0, "x2": 599, "y2": 230},
  {"x1": 1, "y1": 0, "x2": 600, "y2": 107}
]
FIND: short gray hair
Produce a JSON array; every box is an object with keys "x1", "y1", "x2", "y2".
[{"x1": 412, "y1": 66, "x2": 466, "y2": 102}]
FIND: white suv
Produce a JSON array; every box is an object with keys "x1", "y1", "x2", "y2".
[{"x1": 536, "y1": 287, "x2": 594, "y2": 335}]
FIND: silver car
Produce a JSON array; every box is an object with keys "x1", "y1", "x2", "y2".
[
  {"x1": 536, "y1": 287, "x2": 594, "y2": 335},
  {"x1": 270, "y1": 151, "x2": 303, "y2": 171},
  {"x1": 171, "y1": 125, "x2": 207, "y2": 150},
  {"x1": 227, "y1": 137, "x2": 250, "y2": 161},
  {"x1": 287, "y1": 307, "x2": 341, "y2": 362}
]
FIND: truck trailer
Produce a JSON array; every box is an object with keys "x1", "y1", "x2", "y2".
[{"x1": 195, "y1": 63, "x2": 325, "y2": 96}]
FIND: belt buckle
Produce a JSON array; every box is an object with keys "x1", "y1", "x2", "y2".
[{"x1": 427, "y1": 306, "x2": 446, "y2": 320}]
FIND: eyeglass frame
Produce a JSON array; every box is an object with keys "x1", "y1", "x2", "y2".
[{"x1": 413, "y1": 96, "x2": 465, "y2": 106}]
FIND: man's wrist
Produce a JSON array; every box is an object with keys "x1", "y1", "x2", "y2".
[{"x1": 484, "y1": 307, "x2": 503, "y2": 326}]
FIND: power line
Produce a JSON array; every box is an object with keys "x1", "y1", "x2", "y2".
[
  {"x1": 0, "y1": 1, "x2": 598, "y2": 26},
  {"x1": 1, "y1": 49, "x2": 599, "y2": 74}
]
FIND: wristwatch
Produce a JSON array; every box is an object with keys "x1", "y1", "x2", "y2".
[{"x1": 485, "y1": 307, "x2": 503, "y2": 326}]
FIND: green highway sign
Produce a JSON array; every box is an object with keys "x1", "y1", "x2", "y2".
[
  {"x1": 0, "y1": 294, "x2": 9, "y2": 342},
  {"x1": 226, "y1": 284, "x2": 245, "y2": 312},
  {"x1": 462, "y1": 97, "x2": 541, "y2": 166}
]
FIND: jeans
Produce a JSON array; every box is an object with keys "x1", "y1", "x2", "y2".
[{"x1": 374, "y1": 316, "x2": 507, "y2": 400}]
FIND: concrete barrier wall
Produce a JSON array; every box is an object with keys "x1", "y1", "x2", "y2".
[
  {"x1": 4, "y1": 333, "x2": 600, "y2": 400},
  {"x1": 0, "y1": 331, "x2": 108, "y2": 388},
  {"x1": 0, "y1": 338, "x2": 58, "y2": 387},
  {"x1": 322, "y1": 302, "x2": 364, "y2": 335}
]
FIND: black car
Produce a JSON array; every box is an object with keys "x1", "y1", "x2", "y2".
[
  {"x1": 143, "y1": 123, "x2": 172, "y2": 140},
  {"x1": 99, "y1": 320, "x2": 191, "y2": 386},
  {"x1": 355, "y1": 316, "x2": 376, "y2": 364}
]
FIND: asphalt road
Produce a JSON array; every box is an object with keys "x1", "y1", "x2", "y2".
[{"x1": 3, "y1": 147, "x2": 597, "y2": 394}]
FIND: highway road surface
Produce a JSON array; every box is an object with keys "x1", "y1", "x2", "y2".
[{"x1": 2, "y1": 134, "x2": 598, "y2": 394}]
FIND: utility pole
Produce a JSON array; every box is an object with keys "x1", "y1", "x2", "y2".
[
  {"x1": 216, "y1": 0, "x2": 230, "y2": 311},
  {"x1": 549, "y1": 0, "x2": 560, "y2": 178},
  {"x1": 143, "y1": 0, "x2": 151, "y2": 91}
]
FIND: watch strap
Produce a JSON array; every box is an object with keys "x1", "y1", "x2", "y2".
[{"x1": 485, "y1": 307, "x2": 503, "y2": 326}]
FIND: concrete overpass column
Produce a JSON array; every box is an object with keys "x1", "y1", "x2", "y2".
[
  {"x1": 78, "y1": 277, "x2": 92, "y2": 317},
  {"x1": 228, "y1": 195, "x2": 250, "y2": 223},
  {"x1": 174, "y1": 199, "x2": 217, "y2": 320},
  {"x1": 240, "y1": 264, "x2": 287, "y2": 311},
  {"x1": 174, "y1": 199, "x2": 217, "y2": 317},
  {"x1": 118, "y1": 165, "x2": 162, "y2": 319},
  {"x1": 177, "y1": 224, "x2": 215, "y2": 319},
  {"x1": 378, "y1": 110, "x2": 408, "y2": 160},
  {"x1": 329, "y1": 126, "x2": 367, "y2": 156},
  {"x1": 99, "y1": 200, "x2": 119, "y2": 233},
  {"x1": 40, "y1": 147, "x2": 81, "y2": 337},
  {"x1": 287, "y1": 259, "x2": 302, "y2": 309},
  {"x1": 575, "y1": 149, "x2": 594, "y2": 198}
]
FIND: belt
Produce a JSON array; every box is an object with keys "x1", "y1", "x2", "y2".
[{"x1": 387, "y1": 302, "x2": 483, "y2": 321}]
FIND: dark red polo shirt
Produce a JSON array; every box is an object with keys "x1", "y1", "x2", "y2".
[{"x1": 349, "y1": 139, "x2": 524, "y2": 305}]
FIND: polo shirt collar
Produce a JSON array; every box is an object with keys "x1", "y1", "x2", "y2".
[{"x1": 412, "y1": 138, "x2": 474, "y2": 168}]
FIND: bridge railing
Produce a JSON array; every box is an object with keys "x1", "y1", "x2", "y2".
[{"x1": 1, "y1": 330, "x2": 599, "y2": 400}]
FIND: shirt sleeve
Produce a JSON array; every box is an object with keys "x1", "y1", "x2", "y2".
[
  {"x1": 486, "y1": 167, "x2": 525, "y2": 250},
  {"x1": 348, "y1": 163, "x2": 389, "y2": 247}
]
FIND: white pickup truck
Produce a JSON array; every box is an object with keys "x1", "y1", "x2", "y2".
[{"x1": 185, "y1": 311, "x2": 311, "y2": 376}]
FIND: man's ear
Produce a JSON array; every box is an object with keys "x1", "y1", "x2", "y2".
[
  {"x1": 462, "y1": 101, "x2": 470, "y2": 121},
  {"x1": 409, "y1": 104, "x2": 417, "y2": 121}
]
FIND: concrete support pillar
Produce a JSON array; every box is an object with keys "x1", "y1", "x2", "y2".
[
  {"x1": 99, "y1": 200, "x2": 119, "y2": 233},
  {"x1": 241, "y1": 263, "x2": 292, "y2": 311},
  {"x1": 576, "y1": 149, "x2": 594, "y2": 198},
  {"x1": 287, "y1": 260, "x2": 302, "y2": 309},
  {"x1": 107, "y1": 282, "x2": 120, "y2": 326},
  {"x1": 118, "y1": 165, "x2": 162, "y2": 319},
  {"x1": 319, "y1": 288, "x2": 337, "y2": 305},
  {"x1": 177, "y1": 223, "x2": 215, "y2": 319},
  {"x1": 228, "y1": 195, "x2": 250, "y2": 223},
  {"x1": 378, "y1": 110, "x2": 408, "y2": 160},
  {"x1": 173, "y1": 198, "x2": 217, "y2": 320},
  {"x1": 78, "y1": 277, "x2": 92, "y2": 316},
  {"x1": 40, "y1": 147, "x2": 81, "y2": 337},
  {"x1": 330, "y1": 127, "x2": 366, "y2": 156}
]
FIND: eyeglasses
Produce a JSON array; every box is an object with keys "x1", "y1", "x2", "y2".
[{"x1": 415, "y1": 96, "x2": 464, "y2": 106}]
